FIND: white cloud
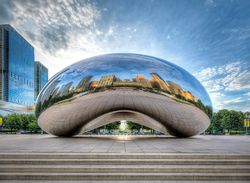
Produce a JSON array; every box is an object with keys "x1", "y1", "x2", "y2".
[
  {"x1": 219, "y1": 97, "x2": 250, "y2": 112},
  {"x1": 226, "y1": 71, "x2": 250, "y2": 91},
  {"x1": 1, "y1": 0, "x2": 101, "y2": 77},
  {"x1": 223, "y1": 97, "x2": 244, "y2": 105},
  {"x1": 208, "y1": 92, "x2": 225, "y2": 110},
  {"x1": 195, "y1": 61, "x2": 250, "y2": 111},
  {"x1": 209, "y1": 93, "x2": 250, "y2": 112},
  {"x1": 12, "y1": 0, "x2": 100, "y2": 39},
  {"x1": 1, "y1": 0, "x2": 168, "y2": 77},
  {"x1": 194, "y1": 61, "x2": 250, "y2": 92},
  {"x1": 205, "y1": 0, "x2": 217, "y2": 7}
]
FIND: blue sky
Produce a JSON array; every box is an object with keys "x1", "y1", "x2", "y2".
[{"x1": 0, "y1": 0, "x2": 249, "y2": 111}]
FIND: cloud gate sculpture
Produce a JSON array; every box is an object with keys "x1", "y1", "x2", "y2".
[{"x1": 35, "y1": 53, "x2": 212, "y2": 137}]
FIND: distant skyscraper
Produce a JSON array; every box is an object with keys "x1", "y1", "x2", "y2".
[
  {"x1": 150, "y1": 73, "x2": 170, "y2": 92},
  {"x1": 96, "y1": 75, "x2": 115, "y2": 88},
  {"x1": 34, "y1": 61, "x2": 48, "y2": 100},
  {"x1": 167, "y1": 81, "x2": 184, "y2": 96},
  {"x1": 0, "y1": 24, "x2": 34, "y2": 106},
  {"x1": 76, "y1": 75, "x2": 92, "y2": 89},
  {"x1": 60, "y1": 82, "x2": 73, "y2": 97}
]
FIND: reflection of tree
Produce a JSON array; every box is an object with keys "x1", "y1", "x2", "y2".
[
  {"x1": 36, "y1": 76, "x2": 93, "y2": 117},
  {"x1": 189, "y1": 99, "x2": 212, "y2": 118},
  {"x1": 35, "y1": 92, "x2": 75, "y2": 117}
]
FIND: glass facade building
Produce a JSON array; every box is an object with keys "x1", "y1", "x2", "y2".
[
  {"x1": 0, "y1": 24, "x2": 34, "y2": 106},
  {"x1": 34, "y1": 61, "x2": 48, "y2": 100}
]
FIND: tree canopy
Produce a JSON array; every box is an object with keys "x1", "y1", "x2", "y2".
[{"x1": 206, "y1": 109, "x2": 246, "y2": 134}]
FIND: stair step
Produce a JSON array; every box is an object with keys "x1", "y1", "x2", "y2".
[
  {"x1": 1, "y1": 158, "x2": 250, "y2": 165},
  {"x1": 1, "y1": 153, "x2": 249, "y2": 159},
  {"x1": 0, "y1": 165, "x2": 250, "y2": 173},
  {"x1": 1, "y1": 181, "x2": 250, "y2": 183},
  {"x1": 1, "y1": 153, "x2": 249, "y2": 181},
  {"x1": 0, "y1": 172, "x2": 250, "y2": 181}
]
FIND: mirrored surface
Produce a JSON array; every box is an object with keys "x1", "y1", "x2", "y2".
[{"x1": 36, "y1": 53, "x2": 212, "y2": 137}]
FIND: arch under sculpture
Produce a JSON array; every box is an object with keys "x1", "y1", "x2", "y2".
[{"x1": 35, "y1": 53, "x2": 212, "y2": 137}]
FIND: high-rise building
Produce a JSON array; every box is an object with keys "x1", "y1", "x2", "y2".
[
  {"x1": 34, "y1": 61, "x2": 48, "y2": 100},
  {"x1": 183, "y1": 90, "x2": 198, "y2": 102},
  {"x1": 75, "y1": 75, "x2": 92, "y2": 92},
  {"x1": 96, "y1": 75, "x2": 115, "y2": 88},
  {"x1": 0, "y1": 24, "x2": 34, "y2": 106},
  {"x1": 167, "y1": 81, "x2": 184, "y2": 96},
  {"x1": 150, "y1": 73, "x2": 170, "y2": 92},
  {"x1": 59, "y1": 82, "x2": 73, "y2": 97}
]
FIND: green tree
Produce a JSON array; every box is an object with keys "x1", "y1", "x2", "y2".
[
  {"x1": 105, "y1": 122, "x2": 119, "y2": 133},
  {"x1": 221, "y1": 110, "x2": 244, "y2": 134},
  {"x1": 4, "y1": 114, "x2": 22, "y2": 133},
  {"x1": 244, "y1": 111, "x2": 250, "y2": 119},
  {"x1": 207, "y1": 111, "x2": 225, "y2": 134},
  {"x1": 127, "y1": 121, "x2": 142, "y2": 132},
  {"x1": 26, "y1": 114, "x2": 40, "y2": 133},
  {"x1": 4, "y1": 114, "x2": 40, "y2": 133},
  {"x1": 28, "y1": 119, "x2": 40, "y2": 133},
  {"x1": 19, "y1": 114, "x2": 29, "y2": 131}
]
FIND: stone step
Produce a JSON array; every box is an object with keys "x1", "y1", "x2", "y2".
[
  {"x1": 0, "y1": 172, "x2": 250, "y2": 181},
  {"x1": 1, "y1": 158, "x2": 250, "y2": 165},
  {"x1": 0, "y1": 165, "x2": 250, "y2": 173},
  {"x1": 1, "y1": 153, "x2": 249, "y2": 181},
  {"x1": 1, "y1": 181, "x2": 250, "y2": 183},
  {"x1": 1, "y1": 153, "x2": 249, "y2": 159}
]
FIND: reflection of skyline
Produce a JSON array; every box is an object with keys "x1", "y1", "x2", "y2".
[
  {"x1": 54, "y1": 54, "x2": 211, "y2": 106},
  {"x1": 36, "y1": 72, "x2": 212, "y2": 119},
  {"x1": 54, "y1": 73, "x2": 199, "y2": 103},
  {"x1": 35, "y1": 54, "x2": 212, "y2": 120}
]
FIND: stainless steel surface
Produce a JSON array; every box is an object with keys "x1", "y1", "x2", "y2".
[{"x1": 35, "y1": 53, "x2": 212, "y2": 137}]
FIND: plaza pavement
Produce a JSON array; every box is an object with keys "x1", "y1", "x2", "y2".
[
  {"x1": 0, "y1": 134, "x2": 249, "y2": 154},
  {"x1": 0, "y1": 135, "x2": 250, "y2": 182}
]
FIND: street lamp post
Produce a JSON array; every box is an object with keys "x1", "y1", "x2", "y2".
[{"x1": 244, "y1": 114, "x2": 250, "y2": 135}]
